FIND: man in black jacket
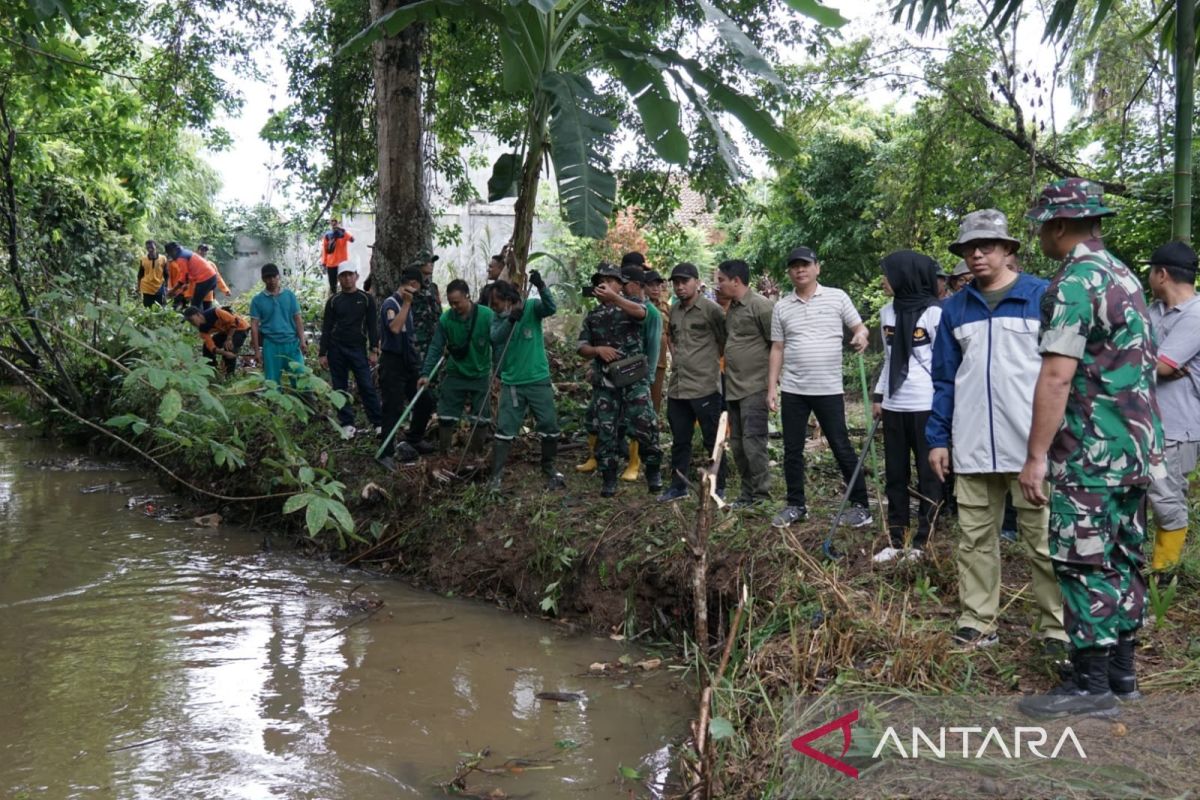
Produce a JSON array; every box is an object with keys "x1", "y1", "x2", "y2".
[{"x1": 319, "y1": 263, "x2": 382, "y2": 439}]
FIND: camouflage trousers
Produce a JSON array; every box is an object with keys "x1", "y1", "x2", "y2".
[
  {"x1": 1049, "y1": 483, "x2": 1148, "y2": 649},
  {"x1": 594, "y1": 383, "x2": 662, "y2": 474}
]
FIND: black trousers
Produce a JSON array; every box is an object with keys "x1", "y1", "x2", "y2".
[
  {"x1": 378, "y1": 350, "x2": 432, "y2": 457},
  {"x1": 326, "y1": 267, "x2": 338, "y2": 293},
  {"x1": 142, "y1": 293, "x2": 164, "y2": 308},
  {"x1": 882, "y1": 408, "x2": 942, "y2": 547},
  {"x1": 780, "y1": 392, "x2": 868, "y2": 509},
  {"x1": 191, "y1": 276, "x2": 217, "y2": 310},
  {"x1": 666, "y1": 393, "x2": 727, "y2": 493},
  {"x1": 209, "y1": 329, "x2": 247, "y2": 375}
]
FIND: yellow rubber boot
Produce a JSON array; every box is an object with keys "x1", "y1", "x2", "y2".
[
  {"x1": 1151, "y1": 528, "x2": 1188, "y2": 571},
  {"x1": 621, "y1": 441, "x2": 641, "y2": 481},
  {"x1": 575, "y1": 434, "x2": 598, "y2": 473}
]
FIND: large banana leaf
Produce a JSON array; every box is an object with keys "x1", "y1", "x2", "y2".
[
  {"x1": 604, "y1": 48, "x2": 689, "y2": 164},
  {"x1": 540, "y1": 72, "x2": 616, "y2": 239}
]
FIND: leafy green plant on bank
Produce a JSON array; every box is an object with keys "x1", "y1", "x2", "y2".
[{"x1": 95, "y1": 302, "x2": 359, "y2": 544}]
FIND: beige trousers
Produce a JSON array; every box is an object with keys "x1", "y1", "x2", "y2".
[{"x1": 955, "y1": 473, "x2": 1066, "y2": 640}]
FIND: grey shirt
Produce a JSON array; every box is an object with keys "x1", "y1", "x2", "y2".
[
  {"x1": 1149, "y1": 294, "x2": 1200, "y2": 441},
  {"x1": 667, "y1": 295, "x2": 726, "y2": 399},
  {"x1": 771, "y1": 285, "x2": 861, "y2": 396}
]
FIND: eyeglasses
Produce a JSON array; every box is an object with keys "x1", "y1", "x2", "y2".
[{"x1": 962, "y1": 241, "x2": 999, "y2": 255}]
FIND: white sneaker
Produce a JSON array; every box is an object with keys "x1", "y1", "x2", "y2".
[
  {"x1": 873, "y1": 546, "x2": 903, "y2": 563},
  {"x1": 341, "y1": 425, "x2": 357, "y2": 440}
]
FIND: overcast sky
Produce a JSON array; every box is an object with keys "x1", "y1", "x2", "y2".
[{"x1": 203, "y1": 0, "x2": 1076, "y2": 209}]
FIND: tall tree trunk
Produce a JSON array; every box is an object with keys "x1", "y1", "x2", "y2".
[
  {"x1": 1173, "y1": 0, "x2": 1195, "y2": 243},
  {"x1": 506, "y1": 133, "x2": 544, "y2": 296},
  {"x1": 369, "y1": 0, "x2": 432, "y2": 296}
]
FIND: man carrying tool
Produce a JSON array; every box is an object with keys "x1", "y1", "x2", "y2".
[
  {"x1": 487, "y1": 272, "x2": 564, "y2": 491},
  {"x1": 421, "y1": 278, "x2": 494, "y2": 455},
  {"x1": 1018, "y1": 180, "x2": 1164, "y2": 717},
  {"x1": 183, "y1": 305, "x2": 250, "y2": 375},
  {"x1": 659, "y1": 262, "x2": 727, "y2": 502},
  {"x1": 376, "y1": 268, "x2": 432, "y2": 469},
  {"x1": 250, "y1": 262, "x2": 307, "y2": 387},
  {"x1": 577, "y1": 265, "x2": 664, "y2": 498},
  {"x1": 927, "y1": 209, "x2": 1067, "y2": 653},
  {"x1": 1144, "y1": 241, "x2": 1200, "y2": 574}
]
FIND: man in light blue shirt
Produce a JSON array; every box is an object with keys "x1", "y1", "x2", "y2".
[{"x1": 250, "y1": 262, "x2": 307, "y2": 386}]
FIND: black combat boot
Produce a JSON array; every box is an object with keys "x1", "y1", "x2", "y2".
[
  {"x1": 1017, "y1": 646, "x2": 1119, "y2": 719},
  {"x1": 1109, "y1": 632, "x2": 1141, "y2": 701},
  {"x1": 645, "y1": 464, "x2": 663, "y2": 494},
  {"x1": 600, "y1": 469, "x2": 618, "y2": 498},
  {"x1": 541, "y1": 437, "x2": 566, "y2": 489},
  {"x1": 487, "y1": 439, "x2": 511, "y2": 493}
]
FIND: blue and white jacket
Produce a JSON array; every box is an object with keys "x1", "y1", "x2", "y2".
[{"x1": 925, "y1": 273, "x2": 1048, "y2": 474}]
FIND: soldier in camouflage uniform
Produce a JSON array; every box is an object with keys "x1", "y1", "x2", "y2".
[
  {"x1": 1017, "y1": 179, "x2": 1165, "y2": 719},
  {"x1": 577, "y1": 264, "x2": 664, "y2": 498}
]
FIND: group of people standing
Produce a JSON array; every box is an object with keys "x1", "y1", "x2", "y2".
[{"x1": 141, "y1": 183, "x2": 1196, "y2": 721}]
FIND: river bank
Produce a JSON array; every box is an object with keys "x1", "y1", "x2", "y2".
[{"x1": 11, "y1": 356, "x2": 1200, "y2": 798}]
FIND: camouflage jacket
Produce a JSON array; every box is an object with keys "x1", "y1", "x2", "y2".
[
  {"x1": 411, "y1": 280, "x2": 442, "y2": 357},
  {"x1": 1039, "y1": 238, "x2": 1165, "y2": 487},
  {"x1": 578, "y1": 302, "x2": 646, "y2": 386}
]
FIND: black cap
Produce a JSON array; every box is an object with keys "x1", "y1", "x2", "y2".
[
  {"x1": 670, "y1": 262, "x2": 700, "y2": 281},
  {"x1": 260, "y1": 262, "x2": 280, "y2": 278},
  {"x1": 620, "y1": 251, "x2": 646, "y2": 268},
  {"x1": 620, "y1": 265, "x2": 647, "y2": 284},
  {"x1": 786, "y1": 246, "x2": 817, "y2": 265},
  {"x1": 1146, "y1": 241, "x2": 1198, "y2": 272},
  {"x1": 399, "y1": 268, "x2": 424, "y2": 284},
  {"x1": 644, "y1": 270, "x2": 665, "y2": 284},
  {"x1": 591, "y1": 264, "x2": 624, "y2": 284}
]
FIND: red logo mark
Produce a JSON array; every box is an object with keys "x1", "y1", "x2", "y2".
[{"x1": 791, "y1": 709, "x2": 860, "y2": 779}]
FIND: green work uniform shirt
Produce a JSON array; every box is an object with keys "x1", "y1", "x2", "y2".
[
  {"x1": 723, "y1": 289, "x2": 774, "y2": 401},
  {"x1": 1039, "y1": 238, "x2": 1165, "y2": 487},
  {"x1": 491, "y1": 287, "x2": 556, "y2": 385},
  {"x1": 423, "y1": 303, "x2": 494, "y2": 379},
  {"x1": 642, "y1": 301, "x2": 662, "y2": 374},
  {"x1": 667, "y1": 295, "x2": 726, "y2": 399}
]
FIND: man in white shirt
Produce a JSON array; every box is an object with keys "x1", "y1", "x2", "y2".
[{"x1": 767, "y1": 246, "x2": 871, "y2": 529}]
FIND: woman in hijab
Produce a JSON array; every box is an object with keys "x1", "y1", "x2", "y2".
[{"x1": 871, "y1": 250, "x2": 945, "y2": 563}]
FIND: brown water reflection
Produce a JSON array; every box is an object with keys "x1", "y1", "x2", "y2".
[{"x1": 0, "y1": 424, "x2": 690, "y2": 799}]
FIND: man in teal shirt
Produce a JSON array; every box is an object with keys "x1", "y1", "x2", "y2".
[
  {"x1": 420, "y1": 279, "x2": 494, "y2": 454},
  {"x1": 249, "y1": 262, "x2": 307, "y2": 386},
  {"x1": 616, "y1": 264, "x2": 661, "y2": 481},
  {"x1": 486, "y1": 271, "x2": 563, "y2": 491}
]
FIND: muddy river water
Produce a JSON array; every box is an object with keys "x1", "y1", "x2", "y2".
[{"x1": 0, "y1": 424, "x2": 692, "y2": 799}]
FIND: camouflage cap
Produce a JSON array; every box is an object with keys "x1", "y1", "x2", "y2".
[
  {"x1": 415, "y1": 249, "x2": 439, "y2": 263},
  {"x1": 1025, "y1": 178, "x2": 1116, "y2": 223},
  {"x1": 591, "y1": 264, "x2": 625, "y2": 285},
  {"x1": 949, "y1": 209, "x2": 1021, "y2": 256}
]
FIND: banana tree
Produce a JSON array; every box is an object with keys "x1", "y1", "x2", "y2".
[
  {"x1": 340, "y1": 0, "x2": 847, "y2": 285},
  {"x1": 893, "y1": 0, "x2": 1197, "y2": 243}
]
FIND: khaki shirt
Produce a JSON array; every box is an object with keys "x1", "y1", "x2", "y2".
[
  {"x1": 668, "y1": 295, "x2": 726, "y2": 399},
  {"x1": 724, "y1": 290, "x2": 774, "y2": 401}
]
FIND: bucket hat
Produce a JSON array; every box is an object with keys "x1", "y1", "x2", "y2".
[{"x1": 949, "y1": 209, "x2": 1021, "y2": 256}]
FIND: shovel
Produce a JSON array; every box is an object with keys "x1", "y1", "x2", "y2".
[
  {"x1": 823, "y1": 414, "x2": 881, "y2": 560},
  {"x1": 375, "y1": 355, "x2": 444, "y2": 461}
]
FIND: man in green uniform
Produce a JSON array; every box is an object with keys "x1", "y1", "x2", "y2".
[
  {"x1": 420, "y1": 278, "x2": 494, "y2": 454},
  {"x1": 487, "y1": 271, "x2": 564, "y2": 491},
  {"x1": 616, "y1": 264, "x2": 662, "y2": 481},
  {"x1": 577, "y1": 265, "x2": 664, "y2": 498},
  {"x1": 1017, "y1": 179, "x2": 1165, "y2": 718}
]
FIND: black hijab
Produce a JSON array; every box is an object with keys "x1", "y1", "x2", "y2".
[{"x1": 881, "y1": 250, "x2": 939, "y2": 396}]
